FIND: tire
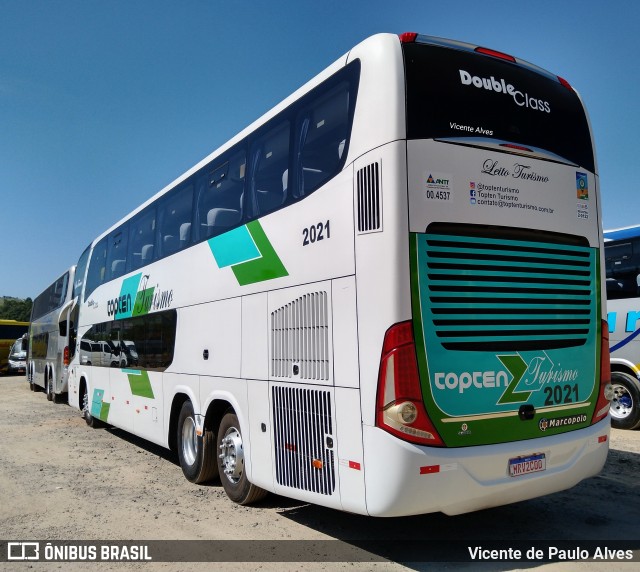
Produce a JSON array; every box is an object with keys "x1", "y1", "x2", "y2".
[
  {"x1": 177, "y1": 401, "x2": 219, "y2": 484},
  {"x1": 82, "y1": 388, "x2": 103, "y2": 428},
  {"x1": 29, "y1": 365, "x2": 36, "y2": 391},
  {"x1": 216, "y1": 411, "x2": 267, "y2": 505},
  {"x1": 46, "y1": 372, "x2": 53, "y2": 402},
  {"x1": 610, "y1": 371, "x2": 640, "y2": 430}
]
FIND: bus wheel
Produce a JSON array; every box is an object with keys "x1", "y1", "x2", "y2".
[
  {"x1": 216, "y1": 411, "x2": 267, "y2": 505},
  {"x1": 177, "y1": 401, "x2": 218, "y2": 484},
  {"x1": 82, "y1": 390, "x2": 103, "y2": 428},
  {"x1": 46, "y1": 373, "x2": 53, "y2": 402},
  {"x1": 610, "y1": 371, "x2": 640, "y2": 430}
]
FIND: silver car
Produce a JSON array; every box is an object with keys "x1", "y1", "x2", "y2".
[{"x1": 7, "y1": 337, "x2": 27, "y2": 374}]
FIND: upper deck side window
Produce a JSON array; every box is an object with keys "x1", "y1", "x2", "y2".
[{"x1": 81, "y1": 60, "x2": 360, "y2": 301}]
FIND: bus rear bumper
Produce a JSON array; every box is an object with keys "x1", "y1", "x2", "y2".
[{"x1": 361, "y1": 418, "x2": 610, "y2": 517}]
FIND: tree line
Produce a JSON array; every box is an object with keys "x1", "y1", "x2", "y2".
[{"x1": 0, "y1": 297, "x2": 32, "y2": 322}]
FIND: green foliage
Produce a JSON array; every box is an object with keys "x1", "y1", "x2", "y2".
[{"x1": 0, "y1": 297, "x2": 32, "y2": 322}]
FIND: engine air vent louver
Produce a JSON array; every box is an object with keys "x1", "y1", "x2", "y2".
[
  {"x1": 272, "y1": 385, "x2": 335, "y2": 495},
  {"x1": 357, "y1": 162, "x2": 381, "y2": 233}
]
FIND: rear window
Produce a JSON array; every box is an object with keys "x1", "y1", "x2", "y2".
[{"x1": 403, "y1": 42, "x2": 595, "y2": 172}]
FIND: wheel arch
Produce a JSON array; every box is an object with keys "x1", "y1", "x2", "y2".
[
  {"x1": 610, "y1": 358, "x2": 640, "y2": 380},
  {"x1": 78, "y1": 376, "x2": 88, "y2": 410}
]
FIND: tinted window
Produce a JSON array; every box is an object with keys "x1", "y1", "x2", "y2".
[
  {"x1": 251, "y1": 121, "x2": 291, "y2": 216},
  {"x1": 81, "y1": 310, "x2": 177, "y2": 371},
  {"x1": 0, "y1": 324, "x2": 29, "y2": 340},
  {"x1": 30, "y1": 332, "x2": 49, "y2": 359},
  {"x1": 31, "y1": 272, "x2": 70, "y2": 321},
  {"x1": 403, "y1": 43, "x2": 595, "y2": 172},
  {"x1": 85, "y1": 237, "x2": 108, "y2": 300},
  {"x1": 605, "y1": 239, "x2": 640, "y2": 300},
  {"x1": 297, "y1": 81, "x2": 352, "y2": 195},
  {"x1": 196, "y1": 148, "x2": 246, "y2": 240},
  {"x1": 69, "y1": 304, "x2": 79, "y2": 362},
  {"x1": 74, "y1": 246, "x2": 91, "y2": 299},
  {"x1": 106, "y1": 226, "x2": 129, "y2": 281},
  {"x1": 128, "y1": 207, "x2": 156, "y2": 272},
  {"x1": 158, "y1": 184, "x2": 193, "y2": 257}
]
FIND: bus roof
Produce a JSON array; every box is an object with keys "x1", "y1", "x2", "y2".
[{"x1": 603, "y1": 225, "x2": 640, "y2": 241}]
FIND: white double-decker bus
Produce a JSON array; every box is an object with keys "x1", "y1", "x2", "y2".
[
  {"x1": 68, "y1": 33, "x2": 610, "y2": 516},
  {"x1": 28, "y1": 266, "x2": 76, "y2": 402}
]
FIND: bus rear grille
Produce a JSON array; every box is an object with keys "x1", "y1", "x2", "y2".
[
  {"x1": 271, "y1": 291, "x2": 330, "y2": 380},
  {"x1": 272, "y1": 386, "x2": 335, "y2": 495},
  {"x1": 357, "y1": 162, "x2": 381, "y2": 233},
  {"x1": 422, "y1": 228, "x2": 596, "y2": 351}
]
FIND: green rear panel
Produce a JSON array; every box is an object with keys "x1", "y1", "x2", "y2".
[{"x1": 410, "y1": 226, "x2": 601, "y2": 447}]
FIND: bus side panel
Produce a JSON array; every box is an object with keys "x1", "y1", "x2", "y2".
[
  {"x1": 241, "y1": 293, "x2": 269, "y2": 381},
  {"x1": 87, "y1": 366, "x2": 111, "y2": 424},
  {"x1": 247, "y1": 378, "x2": 274, "y2": 491},
  {"x1": 107, "y1": 367, "x2": 133, "y2": 433},
  {"x1": 130, "y1": 370, "x2": 164, "y2": 445},
  {"x1": 353, "y1": 142, "x2": 410, "y2": 426},
  {"x1": 335, "y1": 386, "x2": 366, "y2": 514},
  {"x1": 608, "y1": 297, "x2": 640, "y2": 373},
  {"x1": 332, "y1": 276, "x2": 359, "y2": 388},
  {"x1": 171, "y1": 299, "x2": 242, "y2": 378}
]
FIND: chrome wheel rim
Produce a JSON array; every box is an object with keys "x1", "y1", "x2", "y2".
[
  {"x1": 610, "y1": 383, "x2": 634, "y2": 420},
  {"x1": 219, "y1": 426, "x2": 244, "y2": 484},
  {"x1": 181, "y1": 416, "x2": 198, "y2": 466}
]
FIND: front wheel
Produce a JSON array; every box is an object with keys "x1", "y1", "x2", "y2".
[
  {"x1": 216, "y1": 411, "x2": 267, "y2": 505},
  {"x1": 610, "y1": 371, "x2": 640, "y2": 430},
  {"x1": 82, "y1": 388, "x2": 103, "y2": 428},
  {"x1": 176, "y1": 401, "x2": 218, "y2": 484}
]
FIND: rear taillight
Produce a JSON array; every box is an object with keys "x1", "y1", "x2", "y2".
[
  {"x1": 500, "y1": 143, "x2": 533, "y2": 153},
  {"x1": 475, "y1": 46, "x2": 516, "y2": 63},
  {"x1": 63, "y1": 346, "x2": 70, "y2": 367},
  {"x1": 376, "y1": 321, "x2": 443, "y2": 446},
  {"x1": 591, "y1": 320, "x2": 612, "y2": 424},
  {"x1": 558, "y1": 76, "x2": 573, "y2": 90},
  {"x1": 399, "y1": 32, "x2": 418, "y2": 44}
]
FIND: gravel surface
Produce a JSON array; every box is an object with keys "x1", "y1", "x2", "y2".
[{"x1": 0, "y1": 374, "x2": 638, "y2": 571}]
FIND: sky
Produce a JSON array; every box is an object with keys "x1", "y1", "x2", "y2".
[{"x1": 1, "y1": 0, "x2": 639, "y2": 299}]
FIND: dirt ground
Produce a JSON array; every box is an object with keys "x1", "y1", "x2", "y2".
[{"x1": 0, "y1": 374, "x2": 638, "y2": 572}]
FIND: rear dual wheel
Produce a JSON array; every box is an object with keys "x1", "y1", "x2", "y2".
[
  {"x1": 216, "y1": 411, "x2": 267, "y2": 505},
  {"x1": 177, "y1": 401, "x2": 218, "y2": 484},
  {"x1": 46, "y1": 373, "x2": 54, "y2": 402},
  {"x1": 175, "y1": 403, "x2": 267, "y2": 504}
]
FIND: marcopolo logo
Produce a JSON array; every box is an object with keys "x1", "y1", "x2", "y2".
[
  {"x1": 459, "y1": 69, "x2": 551, "y2": 113},
  {"x1": 539, "y1": 414, "x2": 588, "y2": 432}
]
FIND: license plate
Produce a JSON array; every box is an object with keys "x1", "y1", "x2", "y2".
[{"x1": 509, "y1": 453, "x2": 546, "y2": 477}]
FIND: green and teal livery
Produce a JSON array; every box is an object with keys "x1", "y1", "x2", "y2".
[{"x1": 410, "y1": 229, "x2": 600, "y2": 446}]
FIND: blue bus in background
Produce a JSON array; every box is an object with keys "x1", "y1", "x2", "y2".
[{"x1": 604, "y1": 225, "x2": 640, "y2": 429}]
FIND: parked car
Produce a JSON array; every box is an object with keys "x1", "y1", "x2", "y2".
[{"x1": 7, "y1": 336, "x2": 27, "y2": 374}]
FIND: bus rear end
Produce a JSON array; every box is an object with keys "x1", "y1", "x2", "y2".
[{"x1": 366, "y1": 34, "x2": 610, "y2": 516}]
